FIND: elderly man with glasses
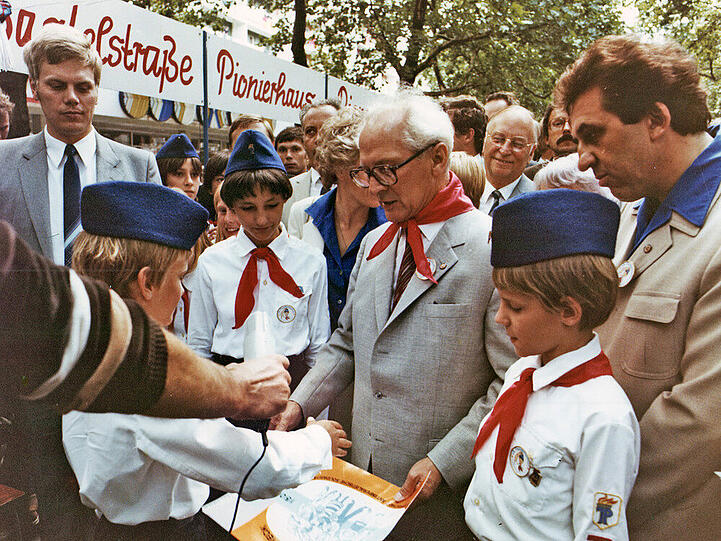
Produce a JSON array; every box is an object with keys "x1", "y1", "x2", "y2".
[
  {"x1": 479, "y1": 105, "x2": 537, "y2": 214},
  {"x1": 272, "y1": 90, "x2": 515, "y2": 540}
]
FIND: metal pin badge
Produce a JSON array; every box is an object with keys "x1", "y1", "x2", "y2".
[{"x1": 617, "y1": 261, "x2": 635, "y2": 287}]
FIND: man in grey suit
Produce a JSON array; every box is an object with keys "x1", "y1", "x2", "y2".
[
  {"x1": 479, "y1": 105, "x2": 536, "y2": 214},
  {"x1": 0, "y1": 23, "x2": 159, "y2": 539},
  {"x1": 281, "y1": 99, "x2": 340, "y2": 226},
  {"x1": 273, "y1": 91, "x2": 515, "y2": 539},
  {"x1": 0, "y1": 23, "x2": 160, "y2": 266}
]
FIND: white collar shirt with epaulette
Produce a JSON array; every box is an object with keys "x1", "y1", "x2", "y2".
[{"x1": 464, "y1": 334, "x2": 640, "y2": 541}]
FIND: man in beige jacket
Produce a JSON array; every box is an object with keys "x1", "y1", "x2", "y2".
[{"x1": 556, "y1": 35, "x2": 721, "y2": 540}]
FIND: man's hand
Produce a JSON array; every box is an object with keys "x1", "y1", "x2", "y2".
[
  {"x1": 269, "y1": 400, "x2": 304, "y2": 431},
  {"x1": 225, "y1": 354, "x2": 291, "y2": 420},
  {"x1": 307, "y1": 417, "x2": 352, "y2": 457},
  {"x1": 393, "y1": 457, "x2": 443, "y2": 504}
]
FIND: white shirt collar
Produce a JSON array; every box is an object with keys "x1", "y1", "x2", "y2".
[
  {"x1": 481, "y1": 176, "x2": 521, "y2": 206},
  {"x1": 530, "y1": 333, "x2": 602, "y2": 392},
  {"x1": 234, "y1": 222, "x2": 291, "y2": 259},
  {"x1": 45, "y1": 127, "x2": 96, "y2": 169}
]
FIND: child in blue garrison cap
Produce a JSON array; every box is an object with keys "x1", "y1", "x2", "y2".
[
  {"x1": 156, "y1": 133, "x2": 203, "y2": 201},
  {"x1": 188, "y1": 130, "x2": 333, "y2": 398},
  {"x1": 464, "y1": 189, "x2": 640, "y2": 541},
  {"x1": 63, "y1": 181, "x2": 347, "y2": 540}
]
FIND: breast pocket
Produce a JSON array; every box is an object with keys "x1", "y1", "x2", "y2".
[
  {"x1": 496, "y1": 426, "x2": 568, "y2": 512},
  {"x1": 621, "y1": 291, "x2": 681, "y2": 378},
  {"x1": 273, "y1": 287, "x2": 312, "y2": 327}
]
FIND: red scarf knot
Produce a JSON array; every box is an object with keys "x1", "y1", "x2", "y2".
[
  {"x1": 233, "y1": 247, "x2": 303, "y2": 329},
  {"x1": 471, "y1": 351, "x2": 613, "y2": 484},
  {"x1": 366, "y1": 173, "x2": 474, "y2": 283}
]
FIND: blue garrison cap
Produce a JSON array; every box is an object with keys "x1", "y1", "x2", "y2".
[
  {"x1": 491, "y1": 189, "x2": 620, "y2": 267},
  {"x1": 156, "y1": 133, "x2": 199, "y2": 160},
  {"x1": 81, "y1": 182, "x2": 209, "y2": 250},
  {"x1": 225, "y1": 129, "x2": 285, "y2": 176}
]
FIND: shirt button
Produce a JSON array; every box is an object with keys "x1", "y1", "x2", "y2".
[
  {"x1": 374, "y1": 391, "x2": 384, "y2": 399},
  {"x1": 643, "y1": 244, "x2": 652, "y2": 253},
  {"x1": 263, "y1": 279, "x2": 268, "y2": 285},
  {"x1": 473, "y1": 498, "x2": 480, "y2": 506},
  {"x1": 339, "y1": 270, "x2": 343, "y2": 276},
  {"x1": 337, "y1": 299, "x2": 343, "y2": 304}
]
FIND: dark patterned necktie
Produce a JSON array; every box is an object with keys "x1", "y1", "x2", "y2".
[
  {"x1": 489, "y1": 190, "x2": 502, "y2": 215},
  {"x1": 63, "y1": 144, "x2": 81, "y2": 266},
  {"x1": 391, "y1": 232, "x2": 416, "y2": 310}
]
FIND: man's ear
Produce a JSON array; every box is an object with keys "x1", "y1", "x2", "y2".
[
  {"x1": 134, "y1": 266, "x2": 155, "y2": 301},
  {"x1": 431, "y1": 141, "x2": 449, "y2": 171},
  {"x1": 559, "y1": 296, "x2": 583, "y2": 328},
  {"x1": 647, "y1": 102, "x2": 672, "y2": 141},
  {"x1": 29, "y1": 79, "x2": 39, "y2": 101}
]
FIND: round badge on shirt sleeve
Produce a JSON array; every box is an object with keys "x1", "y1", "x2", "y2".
[
  {"x1": 617, "y1": 261, "x2": 635, "y2": 287},
  {"x1": 415, "y1": 258, "x2": 436, "y2": 281},
  {"x1": 509, "y1": 446, "x2": 532, "y2": 477},
  {"x1": 277, "y1": 305, "x2": 296, "y2": 323}
]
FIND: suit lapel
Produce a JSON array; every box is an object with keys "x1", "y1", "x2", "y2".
[
  {"x1": 95, "y1": 133, "x2": 121, "y2": 181},
  {"x1": 382, "y1": 224, "x2": 460, "y2": 331},
  {"x1": 20, "y1": 134, "x2": 53, "y2": 257},
  {"x1": 372, "y1": 232, "x2": 397, "y2": 335}
]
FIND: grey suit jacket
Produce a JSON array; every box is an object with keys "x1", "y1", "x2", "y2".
[
  {"x1": 510, "y1": 173, "x2": 535, "y2": 198},
  {"x1": 291, "y1": 209, "x2": 516, "y2": 488},
  {"x1": 282, "y1": 170, "x2": 316, "y2": 227},
  {"x1": 0, "y1": 131, "x2": 161, "y2": 259}
]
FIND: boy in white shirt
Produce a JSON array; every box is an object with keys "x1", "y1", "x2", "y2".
[
  {"x1": 464, "y1": 189, "x2": 640, "y2": 541},
  {"x1": 64, "y1": 181, "x2": 348, "y2": 540},
  {"x1": 189, "y1": 130, "x2": 330, "y2": 393}
]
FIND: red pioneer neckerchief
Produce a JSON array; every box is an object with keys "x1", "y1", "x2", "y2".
[
  {"x1": 366, "y1": 172, "x2": 474, "y2": 283},
  {"x1": 471, "y1": 351, "x2": 613, "y2": 483},
  {"x1": 233, "y1": 247, "x2": 303, "y2": 328}
]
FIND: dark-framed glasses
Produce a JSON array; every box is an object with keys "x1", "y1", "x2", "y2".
[
  {"x1": 486, "y1": 133, "x2": 534, "y2": 153},
  {"x1": 349, "y1": 142, "x2": 438, "y2": 188}
]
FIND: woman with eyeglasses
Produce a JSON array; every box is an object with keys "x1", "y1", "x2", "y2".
[{"x1": 287, "y1": 106, "x2": 387, "y2": 431}]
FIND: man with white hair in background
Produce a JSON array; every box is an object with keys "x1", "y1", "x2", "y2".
[
  {"x1": 273, "y1": 90, "x2": 515, "y2": 540},
  {"x1": 478, "y1": 105, "x2": 537, "y2": 214}
]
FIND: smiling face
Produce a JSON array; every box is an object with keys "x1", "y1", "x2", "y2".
[
  {"x1": 494, "y1": 287, "x2": 569, "y2": 364},
  {"x1": 302, "y1": 105, "x2": 338, "y2": 168},
  {"x1": 214, "y1": 188, "x2": 240, "y2": 241},
  {"x1": 570, "y1": 86, "x2": 656, "y2": 202},
  {"x1": 482, "y1": 108, "x2": 536, "y2": 189},
  {"x1": 31, "y1": 58, "x2": 98, "y2": 144},
  {"x1": 358, "y1": 123, "x2": 446, "y2": 223},
  {"x1": 231, "y1": 187, "x2": 284, "y2": 247},
  {"x1": 164, "y1": 158, "x2": 201, "y2": 200}
]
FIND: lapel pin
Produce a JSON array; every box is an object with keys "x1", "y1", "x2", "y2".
[{"x1": 617, "y1": 261, "x2": 635, "y2": 287}]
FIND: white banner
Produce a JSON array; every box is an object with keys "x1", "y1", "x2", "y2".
[
  {"x1": 3, "y1": 0, "x2": 204, "y2": 104},
  {"x1": 206, "y1": 34, "x2": 325, "y2": 123},
  {"x1": 327, "y1": 75, "x2": 379, "y2": 110}
]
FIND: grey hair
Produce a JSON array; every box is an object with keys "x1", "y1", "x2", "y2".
[
  {"x1": 535, "y1": 153, "x2": 619, "y2": 203},
  {"x1": 24, "y1": 24, "x2": 102, "y2": 84},
  {"x1": 360, "y1": 88, "x2": 454, "y2": 154},
  {"x1": 486, "y1": 105, "x2": 538, "y2": 144},
  {"x1": 299, "y1": 98, "x2": 342, "y2": 126},
  {"x1": 314, "y1": 107, "x2": 364, "y2": 184}
]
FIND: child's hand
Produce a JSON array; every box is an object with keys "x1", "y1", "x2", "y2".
[{"x1": 308, "y1": 417, "x2": 352, "y2": 457}]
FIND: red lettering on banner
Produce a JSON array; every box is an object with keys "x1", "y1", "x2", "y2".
[
  {"x1": 337, "y1": 85, "x2": 349, "y2": 106},
  {"x1": 214, "y1": 49, "x2": 316, "y2": 110},
  {"x1": 16, "y1": 9, "x2": 35, "y2": 46}
]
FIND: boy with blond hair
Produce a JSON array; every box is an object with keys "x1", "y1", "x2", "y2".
[
  {"x1": 465, "y1": 189, "x2": 640, "y2": 541},
  {"x1": 64, "y1": 181, "x2": 346, "y2": 540}
]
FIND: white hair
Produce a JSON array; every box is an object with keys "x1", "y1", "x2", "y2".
[
  {"x1": 535, "y1": 153, "x2": 618, "y2": 203},
  {"x1": 360, "y1": 88, "x2": 454, "y2": 154}
]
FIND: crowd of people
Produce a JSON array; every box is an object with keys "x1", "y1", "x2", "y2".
[{"x1": 1, "y1": 20, "x2": 720, "y2": 541}]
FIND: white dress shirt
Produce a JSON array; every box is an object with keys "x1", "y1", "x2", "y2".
[
  {"x1": 62, "y1": 412, "x2": 332, "y2": 525},
  {"x1": 188, "y1": 226, "x2": 330, "y2": 363},
  {"x1": 45, "y1": 128, "x2": 97, "y2": 264},
  {"x1": 308, "y1": 168, "x2": 323, "y2": 197},
  {"x1": 464, "y1": 334, "x2": 640, "y2": 541},
  {"x1": 170, "y1": 270, "x2": 197, "y2": 343},
  {"x1": 479, "y1": 177, "x2": 520, "y2": 215}
]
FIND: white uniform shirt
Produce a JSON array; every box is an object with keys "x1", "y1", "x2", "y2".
[
  {"x1": 464, "y1": 334, "x2": 640, "y2": 541},
  {"x1": 62, "y1": 412, "x2": 332, "y2": 525},
  {"x1": 46, "y1": 128, "x2": 97, "y2": 264},
  {"x1": 188, "y1": 226, "x2": 330, "y2": 363},
  {"x1": 170, "y1": 270, "x2": 197, "y2": 342}
]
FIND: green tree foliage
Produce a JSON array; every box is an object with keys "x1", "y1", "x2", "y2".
[
  {"x1": 250, "y1": 0, "x2": 622, "y2": 115},
  {"x1": 636, "y1": 0, "x2": 721, "y2": 117},
  {"x1": 129, "y1": 0, "x2": 232, "y2": 32}
]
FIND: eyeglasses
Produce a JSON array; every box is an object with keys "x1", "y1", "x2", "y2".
[
  {"x1": 486, "y1": 133, "x2": 534, "y2": 153},
  {"x1": 349, "y1": 142, "x2": 437, "y2": 188}
]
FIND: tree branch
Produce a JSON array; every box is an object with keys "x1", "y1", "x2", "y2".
[{"x1": 291, "y1": 0, "x2": 308, "y2": 66}]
